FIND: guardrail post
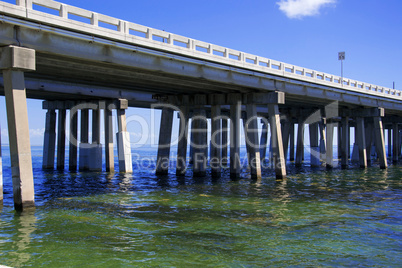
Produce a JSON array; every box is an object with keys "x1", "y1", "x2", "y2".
[{"x1": 60, "y1": 4, "x2": 68, "y2": 18}]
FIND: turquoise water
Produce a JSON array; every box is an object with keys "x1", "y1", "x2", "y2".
[{"x1": 0, "y1": 146, "x2": 401, "y2": 267}]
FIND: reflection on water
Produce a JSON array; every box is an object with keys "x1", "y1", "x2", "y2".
[
  {"x1": 1, "y1": 209, "x2": 37, "y2": 268},
  {"x1": 0, "y1": 146, "x2": 401, "y2": 267}
]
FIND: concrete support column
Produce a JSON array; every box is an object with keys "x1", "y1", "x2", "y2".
[
  {"x1": 281, "y1": 120, "x2": 291, "y2": 162},
  {"x1": 69, "y1": 107, "x2": 78, "y2": 171},
  {"x1": 356, "y1": 117, "x2": 367, "y2": 168},
  {"x1": 0, "y1": 122, "x2": 2, "y2": 203},
  {"x1": 230, "y1": 102, "x2": 241, "y2": 179},
  {"x1": 79, "y1": 109, "x2": 90, "y2": 171},
  {"x1": 176, "y1": 107, "x2": 189, "y2": 176},
  {"x1": 89, "y1": 104, "x2": 102, "y2": 171},
  {"x1": 338, "y1": 124, "x2": 342, "y2": 159},
  {"x1": 0, "y1": 46, "x2": 36, "y2": 210},
  {"x1": 116, "y1": 105, "x2": 132, "y2": 173},
  {"x1": 268, "y1": 104, "x2": 286, "y2": 179},
  {"x1": 210, "y1": 105, "x2": 222, "y2": 178},
  {"x1": 104, "y1": 103, "x2": 115, "y2": 172},
  {"x1": 56, "y1": 109, "x2": 66, "y2": 170},
  {"x1": 222, "y1": 118, "x2": 229, "y2": 166},
  {"x1": 365, "y1": 122, "x2": 373, "y2": 163},
  {"x1": 373, "y1": 116, "x2": 387, "y2": 169},
  {"x1": 388, "y1": 128, "x2": 392, "y2": 157},
  {"x1": 393, "y1": 124, "x2": 399, "y2": 163},
  {"x1": 289, "y1": 123, "x2": 295, "y2": 161},
  {"x1": 192, "y1": 108, "x2": 208, "y2": 177},
  {"x1": 260, "y1": 120, "x2": 268, "y2": 162},
  {"x1": 42, "y1": 109, "x2": 56, "y2": 169},
  {"x1": 319, "y1": 120, "x2": 327, "y2": 162},
  {"x1": 351, "y1": 128, "x2": 359, "y2": 163},
  {"x1": 347, "y1": 125, "x2": 351, "y2": 159},
  {"x1": 245, "y1": 104, "x2": 261, "y2": 180},
  {"x1": 309, "y1": 123, "x2": 320, "y2": 167},
  {"x1": 341, "y1": 117, "x2": 349, "y2": 168},
  {"x1": 296, "y1": 120, "x2": 305, "y2": 166},
  {"x1": 326, "y1": 122, "x2": 335, "y2": 168},
  {"x1": 156, "y1": 107, "x2": 174, "y2": 175},
  {"x1": 189, "y1": 118, "x2": 195, "y2": 164}
]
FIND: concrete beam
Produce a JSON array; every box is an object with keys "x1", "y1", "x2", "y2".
[{"x1": 0, "y1": 46, "x2": 36, "y2": 71}]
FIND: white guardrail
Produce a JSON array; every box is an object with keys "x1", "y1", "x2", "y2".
[{"x1": 0, "y1": 0, "x2": 401, "y2": 100}]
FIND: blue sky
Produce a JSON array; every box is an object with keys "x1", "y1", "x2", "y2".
[{"x1": 1, "y1": 0, "x2": 401, "y2": 146}]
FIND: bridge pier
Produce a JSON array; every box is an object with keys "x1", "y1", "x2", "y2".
[
  {"x1": 268, "y1": 103, "x2": 286, "y2": 179},
  {"x1": 69, "y1": 105, "x2": 78, "y2": 171},
  {"x1": 326, "y1": 121, "x2": 336, "y2": 168},
  {"x1": 210, "y1": 104, "x2": 222, "y2": 178},
  {"x1": 104, "y1": 102, "x2": 115, "y2": 172},
  {"x1": 229, "y1": 98, "x2": 242, "y2": 179},
  {"x1": 392, "y1": 124, "x2": 399, "y2": 163},
  {"x1": 0, "y1": 45, "x2": 36, "y2": 211},
  {"x1": 42, "y1": 99, "x2": 130, "y2": 173},
  {"x1": 341, "y1": 117, "x2": 349, "y2": 168},
  {"x1": 193, "y1": 106, "x2": 208, "y2": 177},
  {"x1": 245, "y1": 104, "x2": 261, "y2": 180},
  {"x1": 79, "y1": 108, "x2": 90, "y2": 171},
  {"x1": 260, "y1": 120, "x2": 269, "y2": 162},
  {"x1": 56, "y1": 108, "x2": 66, "y2": 170},
  {"x1": 116, "y1": 102, "x2": 133, "y2": 173},
  {"x1": 309, "y1": 123, "x2": 320, "y2": 167},
  {"x1": 319, "y1": 119, "x2": 327, "y2": 162},
  {"x1": 289, "y1": 123, "x2": 295, "y2": 162},
  {"x1": 281, "y1": 117, "x2": 291, "y2": 163},
  {"x1": 356, "y1": 117, "x2": 368, "y2": 168},
  {"x1": 221, "y1": 118, "x2": 229, "y2": 166},
  {"x1": 176, "y1": 106, "x2": 189, "y2": 176},
  {"x1": 373, "y1": 115, "x2": 387, "y2": 169},
  {"x1": 42, "y1": 109, "x2": 57, "y2": 169},
  {"x1": 89, "y1": 103, "x2": 102, "y2": 171},
  {"x1": 296, "y1": 118, "x2": 305, "y2": 167},
  {"x1": 0, "y1": 122, "x2": 2, "y2": 204},
  {"x1": 155, "y1": 107, "x2": 174, "y2": 175}
]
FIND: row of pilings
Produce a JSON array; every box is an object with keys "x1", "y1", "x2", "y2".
[{"x1": 0, "y1": 45, "x2": 401, "y2": 211}]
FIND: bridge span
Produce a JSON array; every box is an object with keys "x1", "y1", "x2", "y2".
[{"x1": 0, "y1": 0, "x2": 401, "y2": 210}]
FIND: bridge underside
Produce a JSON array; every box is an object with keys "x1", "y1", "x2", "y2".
[{"x1": 0, "y1": 21, "x2": 400, "y2": 115}]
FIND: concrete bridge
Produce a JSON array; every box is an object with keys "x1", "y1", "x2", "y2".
[{"x1": 0, "y1": 0, "x2": 401, "y2": 210}]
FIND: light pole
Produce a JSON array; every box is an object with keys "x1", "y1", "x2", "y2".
[{"x1": 338, "y1": 51, "x2": 345, "y2": 86}]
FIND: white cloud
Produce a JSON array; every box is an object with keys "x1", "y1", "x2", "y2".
[{"x1": 277, "y1": 0, "x2": 336, "y2": 19}]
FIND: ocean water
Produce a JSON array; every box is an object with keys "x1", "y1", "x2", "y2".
[{"x1": 0, "y1": 146, "x2": 401, "y2": 267}]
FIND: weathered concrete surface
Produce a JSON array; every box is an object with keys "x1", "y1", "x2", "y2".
[{"x1": 1, "y1": 46, "x2": 36, "y2": 210}]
